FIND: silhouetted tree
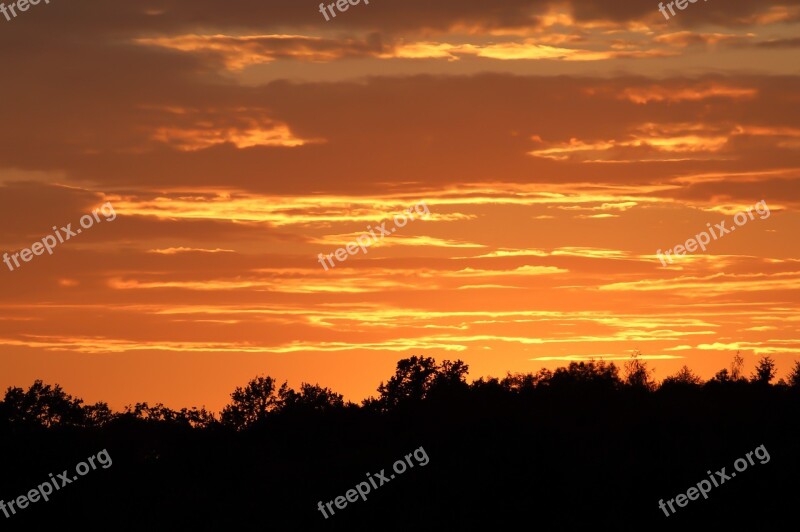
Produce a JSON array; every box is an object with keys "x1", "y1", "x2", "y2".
[
  {"x1": 124, "y1": 402, "x2": 181, "y2": 423},
  {"x1": 84, "y1": 401, "x2": 114, "y2": 427},
  {"x1": 429, "y1": 359, "x2": 470, "y2": 399},
  {"x1": 470, "y1": 376, "x2": 503, "y2": 394},
  {"x1": 278, "y1": 383, "x2": 345, "y2": 414},
  {"x1": 710, "y1": 368, "x2": 731, "y2": 383},
  {"x1": 549, "y1": 360, "x2": 620, "y2": 392},
  {"x1": 221, "y1": 376, "x2": 282, "y2": 429},
  {"x1": 3, "y1": 381, "x2": 86, "y2": 427},
  {"x1": 375, "y1": 356, "x2": 469, "y2": 409},
  {"x1": 434, "y1": 359, "x2": 469, "y2": 387},
  {"x1": 661, "y1": 365, "x2": 703, "y2": 390},
  {"x1": 788, "y1": 360, "x2": 800, "y2": 390},
  {"x1": 177, "y1": 407, "x2": 217, "y2": 428},
  {"x1": 623, "y1": 351, "x2": 655, "y2": 391},
  {"x1": 376, "y1": 356, "x2": 439, "y2": 409},
  {"x1": 500, "y1": 372, "x2": 539, "y2": 394},
  {"x1": 126, "y1": 404, "x2": 217, "y2": 428},
  {"x1": 525, "y1": 368, "x2": 554, "y2": 389},
  {"x1": 730, "y1": 350, "x2": 746, "y2": 381},
  {"x1": 751, "y1": 356, "x2": 777, "y2": 385}
]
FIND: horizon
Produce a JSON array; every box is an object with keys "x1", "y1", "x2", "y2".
[{"x1": 3, "y1": 352, "x2": 795, "y2": 413}]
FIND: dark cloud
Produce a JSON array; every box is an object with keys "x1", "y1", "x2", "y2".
[
  {"x1": 754, "y1": 37, "x2": 800, "y2": 48},
  {"x1": 1, "y1": 72, "x2": 799, "y2": 199},
  {"x1": 0, "y1": 0, "x2": 796, "y2": 42}
]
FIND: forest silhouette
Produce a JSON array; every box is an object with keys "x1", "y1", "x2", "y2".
[{"x1": 1, "y1": 353, "x2": 798, "y2": 529}]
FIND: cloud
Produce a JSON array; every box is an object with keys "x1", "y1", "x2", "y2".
[
  {"x1": 614, "y1": 83, "x2": 758, "y2": 104},
  {"x1": 753, "y1": 37, "x2": 800, "y2": 48},
  {"x1": 654, "y1": 31, "x2": 755, "y2": 48},
  {"x1": 147, "y1": 247, "x2": 235, "y2": 254},
  {"x1": 135, "y1": 33, "x2": 386, "y2": 69},
  {"x1": 530, "y1": 354, "x2": 683, "y2": 361}
]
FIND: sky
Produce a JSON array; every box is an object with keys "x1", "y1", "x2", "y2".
[{"x1": 0, "y1": 0, "x2": 798, "y2": 412}]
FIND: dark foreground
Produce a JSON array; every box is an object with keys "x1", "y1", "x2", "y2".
[{"x1": 1, "y1": 356, "x2": 798, "y2": 530}]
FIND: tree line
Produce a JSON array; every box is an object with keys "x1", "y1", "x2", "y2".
[{"x1": 2, "y1": 352, "x2": 798, "y2": 431}]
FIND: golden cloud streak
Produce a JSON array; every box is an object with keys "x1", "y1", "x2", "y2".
[
  {"x1": 531, "y1": 354, "x2": 683, "y2": 361},
  {"x1": 109, "y1": 183, "x2": 674, "y2": 226},
  {"x1": 619, "y1": 84, "x2": 758, "y2": 104},
  {"x1": 529, "y1": 131, "x2": 730, "y2": 161},
  {"x1": 148, "y1": 247, "x2": 235, "y2": 254},
  {"x1": 151, "y1": 123, "x2": 314, "y2": 150},
  {"x1": 600, "y1": 272, "x2": 800, "y2": 294},
  {"x1": 385, "y1": 41, "x2": 670, "y2": 61}
]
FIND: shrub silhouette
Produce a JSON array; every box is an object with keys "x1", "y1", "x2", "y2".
[
  {"x1": 622, "y1": 350, "x2": 656, "y2": 390},
  {"x1": 751, "y1": 355, "x2": 777, "y2": 384},
  {"x1": 789, "y1": 360, "x2": 800, "y2": 389},
  {"x1": 660, "y1": 365, "x2": 703, "y2": 391}
]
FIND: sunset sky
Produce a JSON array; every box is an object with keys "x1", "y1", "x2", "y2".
[{"x1": 1, "y1": 0, "x2": 798, "y2": 411}]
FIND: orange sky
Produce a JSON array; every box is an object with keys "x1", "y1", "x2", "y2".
[{"x1": 1, "y1": 0, "x2": 798, "y2": 412}]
